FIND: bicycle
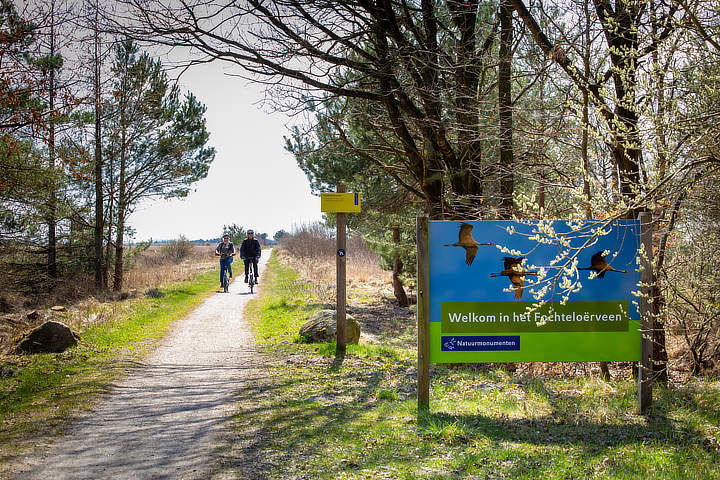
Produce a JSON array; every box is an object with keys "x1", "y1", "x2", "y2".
[
  {"x1": 215, "y1": 251, "x2": 235, "y2": 293},
  {"x1": 247, "y1": 268, "x2": 256, "y2": 294},
  {"x1": 221, "y1": 267, "x2": 230, "y2": 293},
  {"x1": 243, "y1": 256, "x2": 260, "y2": 294}
]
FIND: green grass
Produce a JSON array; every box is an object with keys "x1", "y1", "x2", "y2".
[
  {"x1": 232, "y1": 253, "x2": 720, "y2": 480},
  {"x1": 0, "y1": 269, "x2": 221, "y2": 475}
]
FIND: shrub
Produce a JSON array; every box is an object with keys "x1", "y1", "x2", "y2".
[{"x1": 161, "y1": 236, "x2": 194, "y2": 263}]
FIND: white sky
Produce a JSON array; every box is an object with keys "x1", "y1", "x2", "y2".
[{"x1": 128, "y1": 61, "x2": 323, "y2": 242}]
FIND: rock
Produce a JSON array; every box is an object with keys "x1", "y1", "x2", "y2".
[
  {"x1": 145, "y1": 288, "x2": 162, "y2": 298},
  {"x1": 0, "y1": 295, "x2": 15, "y2": 313},
  {"x1": 50, "y1": 305, "x2": 66, "y2": 312},
  {"x1": 26, "y1": 310, "x2": 41, "y2": 321},
  {"x1": 15, "y1": 321, "x2": 79, "y2": 354},
  {"x1": 0, "y1": 364, "x2": 18, "y2": 378},
  {"x1": 116, "y1": 290, "x2": 138, "y2": 301},
  {"x1": 299, "y1": 309, "x2": 361, "y2": 344}
]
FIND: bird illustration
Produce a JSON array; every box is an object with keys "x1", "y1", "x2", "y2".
[
  {"x1": 578, "y1": 251, "x2": 629, "y2": 278},
  {"x1": 443, "y1": 222, "x2": 493, "y2": 266},
  {"x1": 490, "y1": 256, "x2": 538, "y2": 300}
]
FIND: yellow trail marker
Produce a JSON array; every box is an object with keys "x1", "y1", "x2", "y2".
[{"x1": 321, "y1": 192, "x2": 361, "y2": 213}]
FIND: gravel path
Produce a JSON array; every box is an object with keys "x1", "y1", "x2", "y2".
[{"x1": 16, "y1": 254, "x2": 271, "y2": 480}]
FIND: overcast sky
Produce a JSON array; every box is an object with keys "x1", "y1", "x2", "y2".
[{"x1": 127, "y1": 60, "x2": 323, "y2": 242}]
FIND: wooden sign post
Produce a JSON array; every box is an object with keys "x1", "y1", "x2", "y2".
[
  {"x1": 416, "y1": 214, "x2": 430, "y2": 412},
  {"x1": 336, "y1": 184, "x2": 347, "y2": 353},
  {"x1": 320, "y1": 186, "x2": 361, "y2": 355}
]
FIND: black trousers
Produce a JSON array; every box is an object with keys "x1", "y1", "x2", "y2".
[{"x1": 244, "y1": 258, "x2": 258, "y2": 277}]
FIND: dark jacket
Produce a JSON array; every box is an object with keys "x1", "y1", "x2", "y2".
[{"x1": 240, "y1": 238, "x2": 261, "y2": 259}]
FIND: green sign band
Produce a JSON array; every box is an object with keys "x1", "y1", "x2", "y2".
[
  {"x1": 441, "y1": 301, "x2": 629, "y2": 333},
  {"x1": 429, "y1": 321, "x2": 641, "y2": 363}
]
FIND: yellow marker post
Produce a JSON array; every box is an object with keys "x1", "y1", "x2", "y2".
[
  {"x1": 321, "y1": 192, "x2": 361, "y2": 213},
  {"x1": 321, "y1": 189, "x2": 361, "y2": 355}
]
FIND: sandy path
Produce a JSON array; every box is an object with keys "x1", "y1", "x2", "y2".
[{"x1": 16, "y1": 253, "x2": 271, "y2": 480}]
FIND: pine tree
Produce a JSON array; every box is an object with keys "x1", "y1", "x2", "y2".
[{"x1": 105, "y1": 40, "x2": 214, "y2": 291}]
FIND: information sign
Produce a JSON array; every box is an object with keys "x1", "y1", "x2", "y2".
[
  {"x1": 321, "y1": 192, "x2": 361, "y2": 213},
  {"x1": 427, "y1": 220, "x2": 642, "y2": 363}
]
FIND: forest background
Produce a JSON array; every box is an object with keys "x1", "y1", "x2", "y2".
[{"x1": 1, "y1": 0, "x2": 719, "y2": 380}]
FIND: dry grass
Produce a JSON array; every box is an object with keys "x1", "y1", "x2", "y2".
[
  {"x1": 0, "y1": 244, "x2": 217, "y2": 355},
  {"x1": 126, "y1": 244, "x2": 217, "y2": 292},
  {"x1": 277, "y1": 223, "x2": 392, "y2": 301}
]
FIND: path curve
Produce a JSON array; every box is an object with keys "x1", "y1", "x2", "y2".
[{"x1": 16, "y1": 253, "x2": 271, "y2": 480}]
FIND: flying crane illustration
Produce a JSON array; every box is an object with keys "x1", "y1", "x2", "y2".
[
  {"x1": 490, "y1": 256, "x2": 538, "y2": 300},
  {"x1": 443, "y1": 222, "x2": 493, "y2": 266},
  {"x1": 578, "y1": 251, "x2": 629, "y2": 278}
]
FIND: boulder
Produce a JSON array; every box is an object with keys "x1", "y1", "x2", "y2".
[
  {"x1": 0, "y1": 295, "x2": 16, "y2": 313},
  {"x1": 15, "y1": 321, "x2": 79, "y2": 354},
  {"x1": 299, "y1": 309, "x2": 360, "y2": 344},
  {"x1": 145, "y1": 288, "x2": 162, "y2": 298}
]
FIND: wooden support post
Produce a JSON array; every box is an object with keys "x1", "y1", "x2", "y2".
[
  {"x1": 336, "y1": 184, "x2": 347, "y2": 353},
  {"x1": 638, "y1": 212, "x2": 653, "y2": 413},
  {"x1": 416, "y1": 214, "x2": 430, "y2": 412}
]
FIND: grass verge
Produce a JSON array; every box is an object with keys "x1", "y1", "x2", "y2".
[
  {"x1": 0, "y1": 269, "x2": 223, "y2": 476},
  {"x1": 235, "y1": 253, "x2": 720, "y2": 480}
]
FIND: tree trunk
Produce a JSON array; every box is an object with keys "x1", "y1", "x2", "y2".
[
  {"x1": 113, "y1": 206, "x2": 125, "y2": 292},
  {"x1": 498, "y1": 0, "x2": 514, "y2": 218},
  {"x1": 391, "y1": 225, "x2": 409, "y2": 307},
  {"x1": 581, "y1": 0, "x2": 593, "y2": 220},
  {"x1": 47, "y1": 0, "x2": 58, "y2": 279},
  {"x1": 649, "y1": 0, "x2": 669, "y2": 383},
  {"x1": 447, "y1": 0, "x2": 485, "y2": 205},
  {"x1": 93, "y1": 1, "x2": 104, "y2": 290},
  {"x1": 593, "y1": 0, "x2": 642, "y2": 211},
  {"x1": 537, "y1": 63, "x2": 547, "y2": 213},
  {"x1": 113, "y1": 111, "x2": 127, "y2": 292},
  {"x1": 498, "y1": 0, "x2": 516, "y2": 374},
  {"x1": 103, "y1": 181, "x2": 113, "y2": 289}
]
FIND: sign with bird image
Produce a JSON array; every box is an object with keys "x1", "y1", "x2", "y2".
[{"x1": 427, "y1": 220, "x2": 643, "y2": 363}]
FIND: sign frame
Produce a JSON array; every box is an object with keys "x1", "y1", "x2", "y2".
[{"x1": 416, "y1": 214, "x2": 654, "y2": 414}]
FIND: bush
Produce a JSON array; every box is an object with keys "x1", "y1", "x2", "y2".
[
  {"x1": 161, "y1": 236, "x2": 194, "y2": 263},
  {"x1": 279, "y1": 221, "x2": 370, "y2": 260}
]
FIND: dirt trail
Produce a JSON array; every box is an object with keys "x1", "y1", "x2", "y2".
[{"x1": 15, "y1": 253, "x2": 271, "y2": 480}]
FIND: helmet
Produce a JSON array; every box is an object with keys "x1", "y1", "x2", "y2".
[{"x1": 247, "y1": 229, "x2": 254, "y2": 234}]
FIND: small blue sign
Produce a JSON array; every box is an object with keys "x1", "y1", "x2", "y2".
[
  {"x1": 337, "y1": 249, "x2": 346, "y2": 257},
  {"x1": 441, "y1": 335, "x2": 520, "y2": 351}
]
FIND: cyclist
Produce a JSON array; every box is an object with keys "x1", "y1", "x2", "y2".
[
  {"x1": 215, "y1": 234, "x2": 236, "y2": 288},
  {"x1": 240, "y1": 229, "x2": 261, "y2": 284}
]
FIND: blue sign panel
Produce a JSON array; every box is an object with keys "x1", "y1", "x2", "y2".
[
  {"x1": 442, "y1": 335, "x2": 520, "y2": 351},
  {"x1": 427, "y1": 219, "x2": 643, "y2": 363}
]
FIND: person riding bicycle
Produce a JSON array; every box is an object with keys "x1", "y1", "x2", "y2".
[
  {"x1": 215, "y1": 234, "x2": 236, "y2": 287},
  {"x1": 240, "y1": 229, "x2": 261, "y2": 284}
]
